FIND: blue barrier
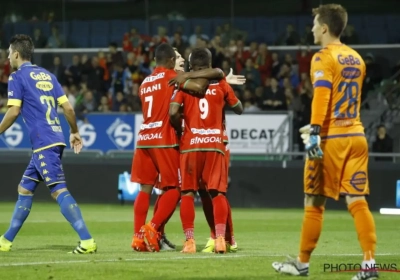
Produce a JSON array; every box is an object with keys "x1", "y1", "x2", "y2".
[
  {"x1": 0, "y1": 113, "x2": 136, "y2": 153},
  {"x1": 118, "y1": 171, "x2": 162, "y2": 202}
]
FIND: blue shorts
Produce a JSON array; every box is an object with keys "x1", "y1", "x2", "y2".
[{"x1": 20, "y1": 145, "x2": 67, "y2": 193}]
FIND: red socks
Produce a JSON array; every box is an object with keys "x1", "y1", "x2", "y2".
[
  {"x1": 150, "y1": 188, "x2": 180, "y2": 230},
  {"x1": 133, "y1": 191, "x2": 150, "y2": 238},
  {"x1": 159, "y1": 208, "x2": 175, "y2": 235},
  {"x1": 212, "y1": 195, "x2": 228, "y2": 238},
  {"x1": 225, "y1": 200, "x2": 235, "y2": 244},
  {"x1": 200, "y1": 192, "x2": 216, "y2": 239},
  {"x1": 153, "y1": 195, "x2": 161, "y2": 216},
  {"x1": 180, "y1": 195, "x2": 195, "y2": 240}
]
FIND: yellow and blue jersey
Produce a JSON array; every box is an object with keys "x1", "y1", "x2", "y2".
[
  {"x1": 310, "y1": 43, "x2": 366, "y2": 138},
  {"x1": 7, "y1": 62, "x2": 68, "y2": 152}
]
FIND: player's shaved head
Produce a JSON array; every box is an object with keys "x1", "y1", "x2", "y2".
[
  {"x1": 155, "y1": 43, "x2": 176, "y2": 68},
  {"x1": 9, "y1": 34, "x2": 34, "y2": 61},
  {"x1": 190, "y1": 48, "x2": 211, "y2": 70},
  {"x1": 312, "y1": 4, "x2": 348, "y2": 38},
  {"x1": 205, "y1": 48, "x2": 212, "y2": 60}
]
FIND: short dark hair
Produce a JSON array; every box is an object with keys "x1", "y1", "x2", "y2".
[
  {"x1": 155, "y1": 43, "x2": 176, "y2": 65},
  {"x1": 312, "y1": 4, "x2": 348, "y2": 38},
  {"x1": 190, "y1": 48, "x2": 210, "y2": 68},
  {"x1": 9, "y1": 34, "x2": 34, "y2": 60},
  {"x1": 377, "y1": 124, "x2": 386, "y2": 130}
]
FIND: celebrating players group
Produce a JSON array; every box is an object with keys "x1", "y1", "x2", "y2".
[
  {"x1": 0, "y1": 3, "x2": 380, "y2": 280},
  {"x1": 130, "y1": 44, "x2": 244, "y2": 254}
]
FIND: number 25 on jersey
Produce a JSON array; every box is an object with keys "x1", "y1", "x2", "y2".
[
  {"x1": 40, "y1": 95, "x2": 60, "y2": 125},
  {"x1": 334, "y1": 81, "x2": 359, "y2": 118}
]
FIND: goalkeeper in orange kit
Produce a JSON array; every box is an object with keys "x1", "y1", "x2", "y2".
[{"x1": 272, "y1": 4, "x2": 378, "y2": 280}]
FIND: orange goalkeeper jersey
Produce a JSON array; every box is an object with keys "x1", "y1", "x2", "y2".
[{"x1": 310, "y1": 43, "x2": 366, "y2": 139}]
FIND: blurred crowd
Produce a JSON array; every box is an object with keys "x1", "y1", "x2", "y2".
[{"x1": 0, "y1": 22, "x2": 397, "y2": 150}]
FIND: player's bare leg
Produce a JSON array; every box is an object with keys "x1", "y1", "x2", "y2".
[
  {"x1": 273, "y1": 194, "x2": 326, "y2": 276},
  {"x1": 132, "y1": 184, "x2": 153, "y2": 252},
  {"x1": 346, "y1": 196, "x2": 378, "y2": 280},
  {"x1": 0, "y1": 185, "x2": 34, "y2": 252},
  {"x1": 209, "y1": 190, "x2": 229, "y2": 254},
  {"x1": 180, "y1": 191, "x2": 197, "y2": 253},
  {"x1": 141, "y1": 187, "x2": 180, "y2": 252}
]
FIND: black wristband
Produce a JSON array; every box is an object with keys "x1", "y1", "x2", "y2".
[{"x1": 310, "y1": 125, "x2": 321, "y2": 135}]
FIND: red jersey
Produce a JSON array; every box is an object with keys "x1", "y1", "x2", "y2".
[
  {"x1": 136, "y1": 67, "x2": 179, "y2": 148},
  {"x1": 171, "y1": 79, "x2": 240, "y2": 153},
  {"x1": 222, "y1": 111, "x2": 229, "y2": 143}
]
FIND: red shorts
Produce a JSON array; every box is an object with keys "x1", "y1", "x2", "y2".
[
  {"x1": 181, "y1": 151, "x2": 227, "y2": 193},
  {"x1": 225, "y1": 144, "x2": 230, "y2": 176},
  {"x1": 131, "y1": 147, "x2": 180, "y2": 189}
]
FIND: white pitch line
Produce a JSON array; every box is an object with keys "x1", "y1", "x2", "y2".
[{"x1": 0, "y1": 253, "x2": 398, "y2": 267}]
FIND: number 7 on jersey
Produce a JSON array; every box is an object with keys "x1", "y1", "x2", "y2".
[{"x1": 145, "y1": 95, "x2": 153, "y2": 118}]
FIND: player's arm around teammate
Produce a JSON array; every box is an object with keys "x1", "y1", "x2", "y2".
[{"x1": 170, "y1": 48, "x2": 244, "y2": 254}]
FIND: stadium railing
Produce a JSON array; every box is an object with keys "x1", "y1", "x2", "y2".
[
  {"x1": 31, "y1": 44, "x2": 400, "y2": 71},
  {"x1": 0, "y1": 149, "x2": 104, "y2": 158},
  {"x1": 104, "y1": 150, "x2": 400, "y2": 163},
  {"x1": 2, "y1": 148, "x2": 400, "y2": 163},
  {"x1": 31, "y1": 44, "x2": 400, "y2": 53},
  {"x1": 363, "y1": 69, "x2": 400, "y2": 145}
]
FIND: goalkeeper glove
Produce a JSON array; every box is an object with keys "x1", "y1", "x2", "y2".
[{"x1": 301, "y1": 124, "x2": 323, "y2": 159}]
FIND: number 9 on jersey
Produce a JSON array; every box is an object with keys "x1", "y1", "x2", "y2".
[{"x1": 199, "y1": 99, "x2": 208, "y2": 119}]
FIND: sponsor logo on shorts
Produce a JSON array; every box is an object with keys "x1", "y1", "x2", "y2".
[
  {"x1": 350, "y1": 171, "x2": 367, "y2": 191},
  {"x1": 190, "y1": 136, "x2": 222, "y2": 145},
  {"x1": 138, "y1": 133, "x2": 162, "y2": 141}
]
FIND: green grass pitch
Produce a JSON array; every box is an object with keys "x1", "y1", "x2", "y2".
[{"x1": 0, "y1": 203, "x2": 399, "y2": 279}]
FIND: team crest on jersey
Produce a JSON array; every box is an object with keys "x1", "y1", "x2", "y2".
[{"x1": 314, "y1": 70, "x2": 324, "y2": 78}]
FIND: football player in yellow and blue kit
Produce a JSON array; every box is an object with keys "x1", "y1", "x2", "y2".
[{"x1": 0, "y1": 34, "x2": 97, "y2": 254}]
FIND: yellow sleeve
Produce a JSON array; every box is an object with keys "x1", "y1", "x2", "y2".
[
  {"x1": 7, "y1": 99, "x2": 22, "y2": 107},
  {"x1": 310, "y1": 51, "x2": 334, "y2": 126},
  {"x1": 57, "y1": 95, "x2": 69, "y2": 105}
]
